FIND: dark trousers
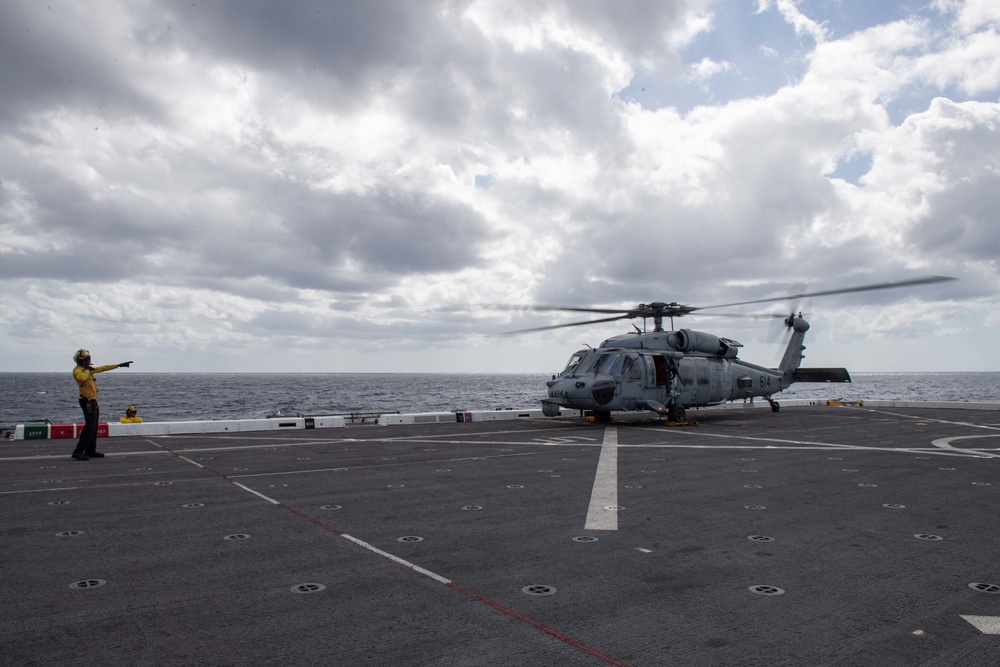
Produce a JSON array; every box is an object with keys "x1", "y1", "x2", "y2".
[{"x1": 73, "y1": 398, "x2": 100, "y2": 456}]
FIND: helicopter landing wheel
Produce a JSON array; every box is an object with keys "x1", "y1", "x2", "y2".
[
  {"x1": 593, "y1": 410, "x2": 613, "y2": 423},
  {"x1": 667, "y1": 404, "x2": 685, "y2": 422},
  {"x1": 769, "y1": 401, "x2": 780, "y2": 413}
]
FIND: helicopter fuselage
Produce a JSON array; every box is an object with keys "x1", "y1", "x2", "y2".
[{"x1": 541, "y1": 316, "x2": 844, "y2": 420}]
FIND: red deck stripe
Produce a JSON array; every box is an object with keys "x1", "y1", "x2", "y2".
[
  {"x1": 163, "y1": 441, "x2": 632, "y2": 666},
  {"x1": 447, "y1": 582, "x2": 633, "y2": 667}
]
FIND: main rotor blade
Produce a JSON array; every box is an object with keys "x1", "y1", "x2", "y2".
[
  {"x1": 500, "y1": 309, "x2": 783, "y2": 335},
  {"x1": 501, "y1": 314, "x2": 633, "y2": 335},
  {"x1": 686, "y1": 311, "x2": 787, "y2": 319},
  {"x1": 695, "y1": 275, "x2": 957, "y2": 311},
  {"x1": 441, "y1": 304, "x2": 632, "y2": 315},
  {"x1": 494, "y1": 304, "x2": 633, "y2": 315}
]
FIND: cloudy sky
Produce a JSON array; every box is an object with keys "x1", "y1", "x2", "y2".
[{"x1": 1, "y1": 0, "x2": 998, "y2": 374}]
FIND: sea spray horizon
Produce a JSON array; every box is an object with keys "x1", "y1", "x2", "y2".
[{"x1": 3, "y1": 371, "x2": 1000, "y2": 429}]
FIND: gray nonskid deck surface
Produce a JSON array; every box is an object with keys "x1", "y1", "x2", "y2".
[{"x1": 2, "y1": 406, "x2": 998, "y2": 666}]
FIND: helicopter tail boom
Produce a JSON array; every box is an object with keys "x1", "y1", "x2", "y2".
[{"x1": 775, "y1": 316, "x2": 851, "y2": 383}]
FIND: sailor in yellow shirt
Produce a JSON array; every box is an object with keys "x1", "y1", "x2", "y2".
[
  {"x1": 72, "y1": 349, "x2": 133, "y2": 461},
  {"x1": 120, "y1": 405, "x2": 143, "y2": 423}
]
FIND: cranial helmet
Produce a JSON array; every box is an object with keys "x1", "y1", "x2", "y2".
[
  {"x1": 74, "y1": 349, "x2": 91, "y2": 362},
  {"x1": 126, "y1": 406, "x2": 137, "y2": 417}
]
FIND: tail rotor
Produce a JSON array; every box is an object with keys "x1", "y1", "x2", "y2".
[{"x1": 768, "y1": 283, "x2": 807, "y2": 344}]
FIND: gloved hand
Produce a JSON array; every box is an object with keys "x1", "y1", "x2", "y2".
[{"x1": 118, "y1": 361, "x2": 133, "y2": 368}]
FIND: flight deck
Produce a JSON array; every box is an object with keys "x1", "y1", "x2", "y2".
[{"x1": 2, "y1": 404, "x2": 999, "y2": 666}]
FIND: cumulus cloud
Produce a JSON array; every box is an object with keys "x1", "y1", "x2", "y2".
[
  {"x1": 0, "y1": 0, "x2": 996, "y2": 372},
  {"x1": 756, "y1": 0, "x2": 829, "y2": 43},
  {"x1": 685, "y1": 57, "x2": 733, "y2": 84}
]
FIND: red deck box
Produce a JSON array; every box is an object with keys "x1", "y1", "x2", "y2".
[
  {"x1": 73, "y1": 422, "x2": 109, "y2": 438},
  {"x1": 49, "y1": 424, "x2": 76, "y2": 439}
]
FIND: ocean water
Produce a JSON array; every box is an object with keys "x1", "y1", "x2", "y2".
[
  {"x1": 0, "y1": 373, "x2": 551, "y2": 429},
  {"x1": 2, "y1": 371, "x2": 999, "y2": 430}
]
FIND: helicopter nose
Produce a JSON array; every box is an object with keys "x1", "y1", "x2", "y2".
[{"x1": 548, "y1": 377, "x2": 589, "y2": 399}]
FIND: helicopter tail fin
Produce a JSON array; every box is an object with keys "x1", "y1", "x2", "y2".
[{"x1": 777, "y1": 316, "x2": 810, "y2": 377}]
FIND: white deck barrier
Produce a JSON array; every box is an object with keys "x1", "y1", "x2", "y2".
[
  {"x1": 15, "y1": 400, "x2": 1000, "y2": 439},
  {"x1": 379, "y1": 409, "x2": 556, "y2": 426},
  {"x1": 699, "y1": 399, "x2": 827, "y2": 410},
  {"x1": 699, "y1": 399, "x2": 1000, "y2": 411},
  {"x1": 13, "y1": 415, "x2": 346, "y2": 439}
]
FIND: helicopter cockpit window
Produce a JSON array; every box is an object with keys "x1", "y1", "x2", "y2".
[
  {"x1": 561, "y1": 352, "x2": 589, "y2": 376},
  {"x1": 594, "y1": 353, "x2": 621, "y2": 377},
  {"x1": 620, "y1": 354, "x2": 641, "y2": 381}
]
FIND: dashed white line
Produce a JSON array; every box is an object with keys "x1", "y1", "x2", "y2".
[
  {"x1": 340, "y1": 533, "x2": 452, "y2": 584},
  {"x1": 231, "y1": 482, "x2": 279, "y2": 505}
]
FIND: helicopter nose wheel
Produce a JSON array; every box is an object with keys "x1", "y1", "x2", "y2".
[
  {"x1": 667, "y1": 404, "x2": 686, "y2": 422},
  {"x1": 766, "y1": 398, "x2": 780, "y2": 413}
]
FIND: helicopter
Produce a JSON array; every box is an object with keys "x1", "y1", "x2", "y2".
[{"x1": 490, "y1": 276, "x2": 956, "y2": 422}]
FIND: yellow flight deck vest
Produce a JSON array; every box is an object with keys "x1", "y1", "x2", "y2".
[{"x1": 73, "y1": 364, "x2": 119, "y2": 400}]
